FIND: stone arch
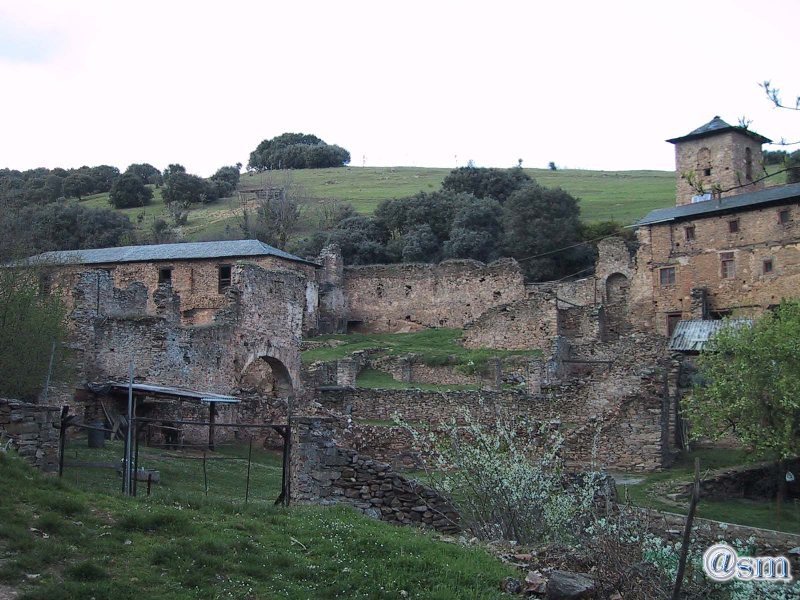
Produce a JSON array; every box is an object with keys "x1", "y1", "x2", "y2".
[{"x1": 239, "y1": 347, "x2": 298, "y2": 399}]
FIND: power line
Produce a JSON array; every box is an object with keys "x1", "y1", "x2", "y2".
[{"x1": 515, "y1": 232, "x2": 625, "y2": 264}]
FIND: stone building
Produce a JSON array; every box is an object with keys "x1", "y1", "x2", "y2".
[
  {"x1": 631, "y1": 117, "x2": 800, "y2": 336},
  {"x1": 31, "y1": 240, "x2": 322, "y2": 438},
  {"x1": 667, "y1": 115, "x2": 771, "y2": 206}
]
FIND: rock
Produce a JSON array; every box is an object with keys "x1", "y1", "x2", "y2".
[
  {"x1": 525, "y1": 570, "x2": 547, "y2": 594},
  {"x1": 500, "y1": 577, "x2": 523, "y2": 594},
  {"x1": 546, "y1": 570, "x2": 595, "y2": 599}
]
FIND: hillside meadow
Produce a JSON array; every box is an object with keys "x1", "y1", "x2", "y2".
[{"x1": 79, "y1": 166, "x2": 678, "y2": 243}]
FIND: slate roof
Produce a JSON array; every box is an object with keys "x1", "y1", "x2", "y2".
[
  {"x1": 666, "y1": 116, "x2": 771, "y2": 144},
  {"x1": 668, "y1": 319, "x2": 752, "y2": 352},
  {"x1": 633, "y1": 182, "x2": 800, "y2": 227},
  {"x1": 25, "y1": 239, "x2": 320, "y2": 267}
]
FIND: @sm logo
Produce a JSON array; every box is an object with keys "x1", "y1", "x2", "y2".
[{"x1": 703, "y1": 543, "x2": 792, "y2": 583}]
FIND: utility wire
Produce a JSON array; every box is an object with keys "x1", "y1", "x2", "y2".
[{"x1": 514, "y1": 232, "x2": 625, "y2": 264}]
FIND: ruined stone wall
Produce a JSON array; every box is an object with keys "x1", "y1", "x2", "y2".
[
  {"x1": 343, "y1": 258, "x2": 526, "y2": 332},
  {"x1": 50, "y1": 255, "x2": 319, "y2": 334},
  {"x1": 461, "y1": 292, "x2": 558, "y2": 351},
  {"x1": 631, "y1": 199, "x2": 800, "y2": 335},
  {"x1": 317, "y1": 331, "x2": 672, "y2": 474},
  {"x1": 59, "y1": 263, "x2": 307, "y2": 429},
  {"x1": 674, "y1": 131, "x2": 765, "y2": 206},
  {"x1": 290, "y1": 417, "x2": 459, "y2": 532},
  {"x1": 316, "y1": 245, "x2": 347, "y2": 334},
  {"x1": 0, "y1": 399, "x2": 60, "y2": 472}
]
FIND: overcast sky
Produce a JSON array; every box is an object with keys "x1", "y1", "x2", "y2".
[{"x1": 1, "y1": 0, "x2": 798, "y2": 176}]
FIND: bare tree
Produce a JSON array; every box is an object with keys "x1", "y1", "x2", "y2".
[{"x1": 238, "y1": 171, "x2": 310, "y2": 249}]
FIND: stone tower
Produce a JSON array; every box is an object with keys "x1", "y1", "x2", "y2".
[{"x1": 667, "y1": 116, "x2": 771, "y2": 206}]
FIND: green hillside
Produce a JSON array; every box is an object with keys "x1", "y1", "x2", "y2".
[{"x1": 79, "y1": 166, "x2": 678, "y2": 243}]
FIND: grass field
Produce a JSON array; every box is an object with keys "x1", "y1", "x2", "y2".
[
  {"x1": 620, "y1": 448, "x2": 800, "y2": 534},
  {"x1": 302, "y1": 328, "x2": 540, "y2": 374},
  {"x1": 0, "y1": 449, "x2": 516, "y2": 599},
  {"x1": 239, "y1": 166, "x2": 677, "y2": 224}
]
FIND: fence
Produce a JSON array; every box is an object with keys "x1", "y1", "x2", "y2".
[{"x1": 58, "y1": 408, "x2": 290, "y2": 505}]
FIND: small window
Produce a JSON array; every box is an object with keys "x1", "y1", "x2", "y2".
[
  {"x1": 779, "y1": 209, "x2": 790, "y2": 224},
  {"x1": 218, "y1": 264, "x2": 232, "y2": 292},
  {"x1": 685, "y1": 226, "x2": 696, "y2": 241},
  {"x1": 720, "y1": 252, "x2": 735, "y2": 279},
  {"x1": 703, "y1": 168, "x2": 712, "y2": 177},
  {"x1": 158, "y1": 268, "x2": 173, "y2": 284},
  {"x1": 728, "y1": 219, "x2": 740, "y2": 234},
  {"x1": 763, "y1": 259, "x2": 774, "y2": 274},
  {"x1": 711, "y1": 309, "x2": 732, "y2": 320},
  {"x1": 659, "y1": 267, "x2": 676, "y2": 286}
]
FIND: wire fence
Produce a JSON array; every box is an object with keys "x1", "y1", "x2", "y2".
[{"x1": 60, "y1": 418, "x2": 288, "y2": 505}]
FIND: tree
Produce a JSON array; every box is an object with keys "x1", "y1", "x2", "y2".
[
  {"x1": 109, "y1": 173, "x2": 153, "y2": 208},
  {"x1": 87, "y1": 165, "x2": 120, "y2": 193},
  {"x1": 683, "y1": 302, "x2": 800, "y2": 460},
  {"x1": 0, "y1": 267, "x2": 71, "y2": 400},
  {"x1": 162, "y1": 171, "x2": 215, "y2": 205},
  {"x1": 125, "y1": 163, "x2": 163, "y2": 186},
  {"x1": 238, "y1": 172, "x2": 310, "y2": 249},
  {"x1": 63, "y1": 173, "x2": 95, "y2": 200},
  {"x1": 441, "y1": 166, "x2": 531, "y2": 204},
  {"x1": 248, "y1": 132, "x2": 351, "y2": 171},
  {"x1": 209, "y1": 165, "x2": 241, "y2": 197},
  {"x1": 442, "y1": 197, "x2": 503, "y2": 262},
  {"x1": 501, "y1": 183, "x2": 586, "y2": 281}
]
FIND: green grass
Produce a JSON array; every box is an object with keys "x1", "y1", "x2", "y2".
[
  {"x1": 355, "y1": 368, "x2": 478, "y2": 391},
  {"x1": 621, "y1": 448, "x2": 800, "y2": 534},
  {"x1": 302, "y1": 328, "x2": 540, "y2": 372},
  {"x1": 61, "y1": 435, "x2": 283, "y2": 503},
  {"x1": 239, "y1": 166, "x2": 677, "y2": 224},
  {"x1": 0, "y1": 450, "x2": 517, "y2": 599}
]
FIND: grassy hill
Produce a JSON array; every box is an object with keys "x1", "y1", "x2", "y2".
[
  {"x1": 0, "y1": 450, "x2": 515, "y2": 599},
  {"x1": 81, "y1": 166, "x2": 678, "y2": 243}
]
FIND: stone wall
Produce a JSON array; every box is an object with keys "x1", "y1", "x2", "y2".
[
  {"x1": 51, "y1": 255, "x2": 319, "y2": 334},
  {"x1": 673, "y1": 131, "x2": 766, "y2": 206},
  {"x1": 461, "y1": 292, "x2": 558, "y2": 351},
  {"x1": 290, "y1": 417, "x2": 459, "y2": 532},
  {"x1": 0, "y1": 399, "x2": 61, "y2": 472},
  {"x1": 343, "y1": 258, "x2": 526, "y2": 332},
  {"x1": 317, "y1": 337, "x2": 672, "y2": 474},
  {"x1": 631, "y1": 199, "x2": 800, "y2": 335}
]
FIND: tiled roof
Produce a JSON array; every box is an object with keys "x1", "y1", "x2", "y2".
[
  {"x1": 666, "y1": 116, "x2": 771, "y2": 144},
  {"x1": 634, "y1": 182, "x2": 800, "y2": 227},
  {"x1": 25, "y1": 239, "x2": 320, "y2": 267},
  {"x1": 668, "y1": 319, "x2": 753, "y2": 352}
]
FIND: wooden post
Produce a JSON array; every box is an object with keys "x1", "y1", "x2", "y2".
[
  {"x1": 245, "y1": 438, "x2": 253, "y2": 504},
  {"x1": 57, "y1": 405, "x2": 69, "y2": 478},
  {"x1": 672, "y1": 458, "x2": 701, "y2": 600},
  {"x1": 203, "y1": 451, "x2": 208, "y2": 496},
  {"x1": 208, "y1": 403, "x2": 216, "y2": 451}
]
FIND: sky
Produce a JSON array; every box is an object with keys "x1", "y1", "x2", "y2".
[{"x1": 1, "y1": 0, "x2": 798, "y2": 176}]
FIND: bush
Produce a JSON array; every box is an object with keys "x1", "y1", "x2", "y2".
[{"x1": 400, "y1": 409, "x2": 604, "y2": 545}]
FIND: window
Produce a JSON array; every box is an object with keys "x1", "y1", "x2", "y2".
[
  {"x1": 218, "y1": 264, "x2": 232, "y2": 292},
  {"x1": 763, "y1": 259, "x2": 774, "y2": 274},
  {"x1": 659, "y1": 267, "x2": 676, "y2": 286},
  {"x1": 703, "y1": 168, "x2": 712, "y2": 177},
  {"x1": 779, "y1": 209, "x2": 790, "y2": 224},
  {"x1": 666, "y1": 313, "x2": 682, "y2": 337},
  {"x1": 720, "y1": 252, "x2": 735, "y2": 279},
  {"x1": 684, "y1": 226, "x2": 696, "y2": 241},
  {"x1": 728, "y1": 219, "x2": 740, "y2": 233},
  {"x1": 158, "y1": 267, "x2": 173, "y2": 284}
]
